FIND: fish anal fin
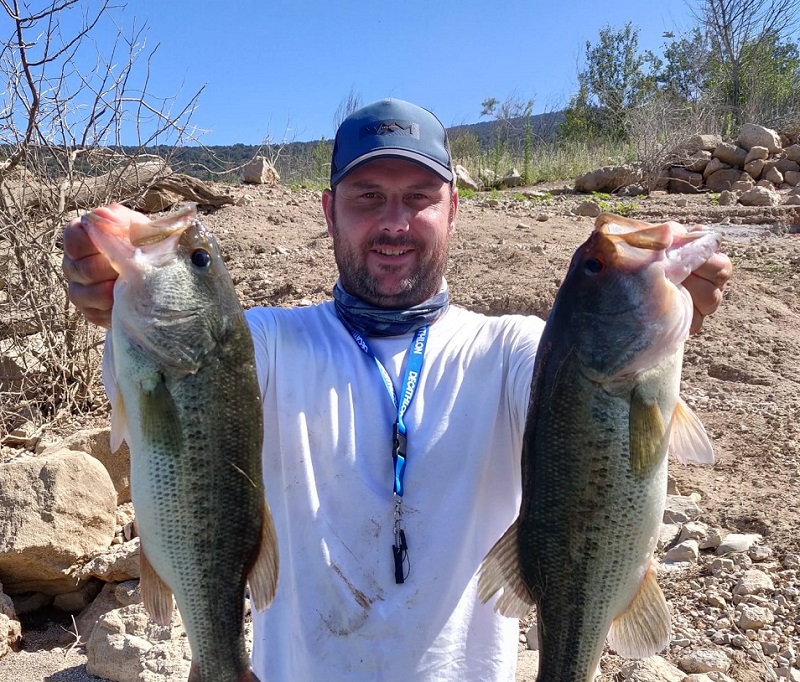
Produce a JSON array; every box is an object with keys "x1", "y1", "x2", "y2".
[
  {"x1": 629, "y1": 390, "x2": 668, "y2": 476},
  {"x1": 607, "y1": 561, "x2": 670, "y2": 658},
  {"x1": 247, "y1": 503, "x2": 280, "y2": 612},
  {"x1": 109, "y1": 390, "x2": 128, "y2": 453},
  {"x1": 139, "y1": 543, "x2": 174, "y2": 625},
  {"x1": 669, "y1": 398, "x2": 715, "y2": 464},
  {"x1": 477, "y1": 520, "x2": 534, "y2": 619}
]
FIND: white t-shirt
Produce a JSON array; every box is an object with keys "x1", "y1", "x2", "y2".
[{"x1": 248, "y1": 302, "x2": 544, "y2": 681}]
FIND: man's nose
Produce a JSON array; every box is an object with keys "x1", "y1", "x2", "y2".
[{"x1": 381, "y1": 198, "x2": 411, "y2": 234}]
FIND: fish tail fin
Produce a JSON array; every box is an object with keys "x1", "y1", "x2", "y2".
[
  {"x1": 247, "y1": 503, "x2": 280, "y2": 611},
  {"x1": 668, "y1": 398, "x2": 714, "y2": 464},
  {"x1": 477, "y1": 520, "x2": 534, "y2": 618},
  {"x1": 139, "y1": 543, "x2": 174, "y2": 625},
  {"x1": 607, "y1": 561, "x2": 670, "y2": 658}
]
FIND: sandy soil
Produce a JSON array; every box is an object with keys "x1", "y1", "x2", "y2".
[{"x1": 2, "y1": 181, "x2": 799, "y2": 680}]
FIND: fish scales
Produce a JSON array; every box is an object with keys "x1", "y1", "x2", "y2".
[
  {"x1": 83, "y1": 204, "x2": 278, "y2": 682},
  {"x1": 479, "y1": 213, "x2": 719, "y2": 682}
]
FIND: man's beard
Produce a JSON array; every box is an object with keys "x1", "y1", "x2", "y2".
[{"x1": 331, "y1": 231, "x2": 448, "y2": 308}]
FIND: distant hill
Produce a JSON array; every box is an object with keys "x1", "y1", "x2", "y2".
[{"x1": 133, "y1": 111, "x2": 566, "y2": 184}]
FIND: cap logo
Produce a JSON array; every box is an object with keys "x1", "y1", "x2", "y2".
[{"x1": 361, "y1": 119, "x2": 420, "y2": 139}]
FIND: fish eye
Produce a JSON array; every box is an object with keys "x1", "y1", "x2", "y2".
[
  {"x1": 190, "y1": 248, "x2": 212, "y2": 269},
  {"x1": 584, "y1": 257, "x2": 603, "y2": 274}
]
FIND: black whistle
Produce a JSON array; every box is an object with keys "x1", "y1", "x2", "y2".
[{"x1": 392, "y1": 530, "x2": 408, "y2": 584}]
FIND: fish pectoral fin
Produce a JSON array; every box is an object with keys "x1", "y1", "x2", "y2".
[
  {"x1": 247, "y1": 503, "x2": 280, "y2": 612},
  {"x1": 139, "y1": 543, "x2": 174, "y2": 625},
  {"x1": 477, "y1": 520, "x2": 534, "y2": 619},
  {"x1": 139, "y1": 378, "x2": 184, "y2": 452},
  {"x1": 668, "y1": 398, "x2": 715, "y2": 464},
  {"x1": 607, "y1": 561, "x2": 670, "y2": 658},
  {"x1": 629, "y1": 390, "x2": 668, "y2": 476}
]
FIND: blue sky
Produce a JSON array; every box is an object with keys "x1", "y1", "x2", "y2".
[{"x1": 15, "y1": 0, "x2": 704, "y2": 145}]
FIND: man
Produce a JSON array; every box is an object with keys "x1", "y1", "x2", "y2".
[{"x1": 62, "y1": 99, "x2": 731, "y2": 681}]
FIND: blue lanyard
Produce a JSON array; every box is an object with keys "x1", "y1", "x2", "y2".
[
  {"x1": 343, "y1": 323, "x2": 429, "y2": 584},
  {"x1": 345, "y1": 325, "x2": 429, "y2": 498}
]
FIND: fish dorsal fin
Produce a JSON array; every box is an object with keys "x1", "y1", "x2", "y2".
[
  {"x1": 247, "y1": 503, "x2": 280, "y2": 612},
  {"x1": 629, "y1": 389, "x2": 668, "y2": 476},
  {"x1": 139, "y1": 543, "x2": 174, "y2": 625},
  {"x1": 607, "y1": 561, "x2": 670, "y2": 658},
  {"x1": 477, "y1": 519, "x2": 535, "y2": 619},
  {"x1": 669, "y1": 398, "x2": 715, "y2": 464}
]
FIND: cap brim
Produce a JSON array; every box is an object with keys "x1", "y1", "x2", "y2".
[{"x1": 331, "y1": 148, "x2": 453, "y2": 186}]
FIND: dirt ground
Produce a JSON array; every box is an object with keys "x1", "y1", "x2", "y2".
[{"x1": 2, "y1": 181, "x2": 800, "y2": 680}]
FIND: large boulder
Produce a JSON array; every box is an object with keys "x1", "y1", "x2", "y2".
[
  {"x1": 737, "y1": 123, "x2": 782, "y2": 153},
  {"x1": 40, "y1": 427, "x2": 131, "y2": 504},
  {"x1": 669, "y1": 167, "x2": 703, "y2": 194},
  {"x1": 243, "y1": 156, "x2": 280, "y2": 185},
  {"x1": 574, "y1": 164, "x2": 642, "y2": 193},
  {"x1": 678, "y1": 134, "x2": 722, "y2": 155},
  {"x1": 713, "y1": 142, "x2": 747, "y2": 168},
  {"x1": 454, "y1": 164, "x2": 478, "y2": 191},
  {"x1": 786, "y1": 144, "x2": 800, "y2": 164},
  {"x1": 705, "y1": 168, "x2": 752, "y2": 193},
  {"x1": 0, "y1": 450, "x2": 116, "y2": 595},
  {"x1": 739, "y1": 186, "x2": 781, "y2": 207}
]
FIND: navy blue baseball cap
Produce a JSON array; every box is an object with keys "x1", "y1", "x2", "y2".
[{"x1": 330, "y1": 98, "x2": 454, "y2": 186}]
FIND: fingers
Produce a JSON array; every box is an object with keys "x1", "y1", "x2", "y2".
[
  {"x1": 62, "y1": 216, "x2": 117, "y2": 329},
  {"x1": 685, "y1": 251, "x2": 733, "y2": 334}
]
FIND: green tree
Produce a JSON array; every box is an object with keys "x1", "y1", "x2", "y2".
[
  {"x1": 692, "y1": 0, "x2": 800, "y2": 127},
  {"x1": 572, "y1": 22, "x2": 654, "y2": 141}
]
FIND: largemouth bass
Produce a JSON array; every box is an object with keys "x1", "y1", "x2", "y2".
[
  {"x1": 478, "y1": 213, "x2": 720, "y2": 681},
  {"x1": 82, "y1": 204, "x2": 278, "y2": 682}
]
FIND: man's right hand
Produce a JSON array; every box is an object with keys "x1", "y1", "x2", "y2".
[{"x1": 62, "y1": 215, "x2": 118, "y2": 329}]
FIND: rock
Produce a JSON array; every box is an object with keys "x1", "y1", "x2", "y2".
[
  {"x1": 737, "y1": 123, "x2": 782, "y2": 153},
  {"x1": 53, "y1": 578, "x2": 104, "y2": 613},
  {"x1": 737, "y1": 604, "x2": 774, "y2": 629},
  {"x1": 678, "y1": 648, "x2": 731, "y2": 673},
  {"x1": 774, "y1": 158, "x2": 800, "y2": 174},
  {"x1": 733, "y1": 568, "x2": 775, "y2": 596},
  {"x1": 763, "y1": 165, "x2": 784, "y2": 185},
  {"x1": 235, "y1": 194, "x2": 255, "y2": 207},
  {"x1": 478, "y1": 168, "x2": 497, "y2": 187},
  {"x1": 455, "y1": 164, "x2": 479, "y2": 191},
  {"x1": 75, "y1": 582, "x2": 122, "y2": 645},
  {"x1": 699, "y1": 527, "x2": 723, "y2": 550},
  {"x1": 664, "y1": 539, "x2": 699, "y2": 563},
  {"x1": 76, "y1": 538, "x2": 141, "y2": 583},
  {"x1": 85, "y1": 602, "x2": 190, "y2": 682},
  {"x1": 748, "y1": 545, "x2": 772, "y2": 562},
  {"x1": 242, "y1": 156, "x2": 280, "y2": 185},
  {"x1": 743, "y1": 158, "x2": 765, "y2": 179},
  {"x1": 658, "y1": 523, "x2": 682, "y2": 550},
  {"x1": 786, "y1": 170, "x2": 800, "y2": 186},
  {"x1": 136, "y1": 186, "x2": 184, "y2": 213},
  {"x1": 500, "y1": 168, "x2": 524, "y2": 188},
  {"x1": 716, "y1": 533, "x2": 762, "y2": 555},
  {"x1": 713, "y1": 142, "x2": 747, "y2": 167},
  {"x1": 0, "y1": 449, "x2": 117, "y2": 595},
  {"x1": 679, "y1": 521, "x2": 709, "y2": 543},
  {"x1": 663, "y1": 495, "x2": 702, "y2": 523},
  {"x1": 703, "y1": 157, "x2": 730, "y2": 179},
  {"x1": 576, "y1": 200, "x2": 602, "y2": 217},
  {"x1": 621, "y1": 655, "x2": 684, "y2": 681},
  {"x1": 679, "y1": 134, "x2": 723, "y2": 155},
  {"x1": 682, "y1": 150, "x2": 712, "y2": 173},
  {"x1": 669, "y1": 167, "x2": 703, "y2": 193},
  {"x1": 744, "y1": 145, "x2": 769, "y2": 163},
  {"x1": 738, "y1": 186, "x2": 780, "y2": 206},
  {"x1": 10, "y1": 591, "x2": 51, "y2": 615},
  {"x1": 785, "y1": 144, "x2": 800, "y2": 163},
  {"x1": 574, "y1": 164, "x2": 642, "y2": 193},
  {"x1": 40, "y1": 427, "x2": 131, "y2": 504},
  {"x1": 705, "y1": 168, "x2": 752, "y2": 193},
  {"x1": 716, "y1": 190, "x2": 738, "y2": 206},
  {"x1": 786, "y1": 191, "x2": 800, "y2": 204},
  {"x1": 729, "y1": 178, "x2": 754, "y2": 192},
  {"x1": 1, "y1": 420, "x2": 40, "y2": 448},
  {"x1": 0, "y1": 613, "x2": 21, "y2": 657}
]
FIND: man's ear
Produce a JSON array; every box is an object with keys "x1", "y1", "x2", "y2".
[{"x1": 322, "y1": 188, "x2": 335, "y2": 236}]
